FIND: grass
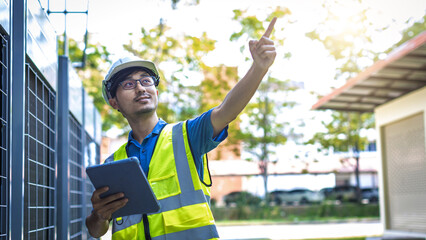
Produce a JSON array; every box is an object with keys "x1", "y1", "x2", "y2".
[
  {"x1": 216, "y1": 216, "x2": 379, "y2": 226},
  {"x1": 212, "y1": 203, "x2": 380, "y2": 222},
  {"x1": 299, "y1": 238, "x2": 366, "y2": 240},
  {"x1": 217, "y1": 238, "x2": 368, "y2": 240}
]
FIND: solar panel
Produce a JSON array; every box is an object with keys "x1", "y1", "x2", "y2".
[
  {"x1": 0, "y1": 27, "x2": 9, "y2": 240},
  {"x1": 24, "y1": 63, "x2": 56, "y2": 240}
]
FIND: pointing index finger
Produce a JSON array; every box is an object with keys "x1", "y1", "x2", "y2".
[{"x1": 263, "y1": 17, "x2": 277, "y2": 38}]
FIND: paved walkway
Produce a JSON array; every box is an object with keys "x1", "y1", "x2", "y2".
[
  {"x1": 100, "y1": 221, "x2": 383, "y2": 240},
  {"x1": 217, "y1": 221, "x2": 382, "y2": 240}
]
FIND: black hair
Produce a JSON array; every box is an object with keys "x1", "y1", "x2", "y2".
[{"x1": 109, "y1": 66, "x2": 158, "y2": 98}]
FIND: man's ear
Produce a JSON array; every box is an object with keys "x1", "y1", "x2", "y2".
[{"x1": 109, "y1": 98, "x2": 119, "y2": 110}]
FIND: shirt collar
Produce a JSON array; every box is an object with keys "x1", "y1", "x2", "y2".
[{"x1": 127, "y1": 118, "x2": 168, "y2": 143}]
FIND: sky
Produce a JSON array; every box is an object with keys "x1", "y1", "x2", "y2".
[
  {"x1": 44, "y1": 0, "x2": 426, "y2": 157},
  {"x1": 45, "y1": 0, "x2": 426, "y2": 95}
]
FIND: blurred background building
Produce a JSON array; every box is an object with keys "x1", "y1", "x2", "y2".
[{"x1": 313, "y1": 31, "x2": 426, "y2": 239}]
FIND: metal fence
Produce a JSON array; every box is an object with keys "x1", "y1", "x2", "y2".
[
  {"x1": 0, "y1": 26, "x2": 9, "y2": 240},
  {"x1": 1, "y1": 0, "x2": 102, "y2": 239},
  {"x1": 24, "y1": 62, "x2": 57, "y2": 240},
  {"x1": 69, "y1": 114, "x2": 84, "y2": 240},
  {"x1": 84, "y1": 132, "x2": 98, "y2": 240}
]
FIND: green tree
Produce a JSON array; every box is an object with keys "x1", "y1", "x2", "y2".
[
  {"x1": 386, "y1": 15, "x2": 426, "y2": 53},
  {"x1": 230, "y1": 7, "x2": 294, "y2": 200},
  {"x1": 170, "y1": 0, "x2": 200, "y2": 10},
  {"x1": 123, "y1": 21, "x2": 216, "y2": 123},
  {"x1": 305, "y1": 0, "x2": 383, "y2": 80},
  {"x1": 307, "y1": 111, "x2": 375, "y2": 203},
  {"x1": 63, "y1": 19, "x2": 217, "y2": 136},
  {"x1": 240, "y1": 78, "x2": 298, "y2": 200},
  {"x1": 306, "y1": 0, "x2": 424, "y2": 202},
  {"x1": 307, "y1": 112, "x2": 375, "y2": 152},
  {"x1": 200, "y1": 65, "x2": 242, "y2": 158},
  {"x1": 58, "y1": 37, "x2": 134, "y2": 132},
  {"x1": 305, "y1": 0, "x2": 382, "y2": 202}
]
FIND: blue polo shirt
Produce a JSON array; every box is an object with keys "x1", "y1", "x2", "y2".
[{"x1": 126, "y1": 109, "x2": 228, "y2": 179}]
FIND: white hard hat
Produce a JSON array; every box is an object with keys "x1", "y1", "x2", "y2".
[{"x1": 102, "y1": 57, "x2": 160, "y2": 106}]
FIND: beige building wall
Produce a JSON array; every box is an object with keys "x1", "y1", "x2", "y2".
[{"x1": 375, "y1": 86, "x2": 426, "y2": 237}]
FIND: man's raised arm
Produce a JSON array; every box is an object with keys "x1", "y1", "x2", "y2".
[{"x1": 211, "y1": 17, "x2": 277, "y2": 137}]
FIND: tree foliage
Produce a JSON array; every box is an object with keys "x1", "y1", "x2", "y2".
[
  {"x1": 123, "y1": 22, "x2": 216, "y2": 124},
  {"x1": 200, "y1": 65, "x2": 241, "y2": 157},
  {"x1": 63, "y1": 17, "x2": 231, "y2": 138},
  {"x1": 58, "y1": 37, "x2": 135, "y2": 132},
  {"x1": 59, "y1": 0, "x2": 208, "y2": 133},
  {"x1": 307, "y1": 0, "x2": 424, "y2": 154},
  {"x1": 307, "y1": 112, "x2": 375, "y2": 153},
  {"x1": 306, "y1": 0, "x2": 379, "y2": 153},
  {"x1": 231, "y1": 7, "x2": 288, "y2": 56},
  {"x1": 386, "y1": 15, "x2": 426, "y2": 53},
  {"x1": 123, "y1": 20, "x2": 247, "y2": 158},
  {"x1": 240, "y1": 78, "x2": 298, "y2": 160},
  {"x1": 229, "y1": 7, "x2": 294, "y2": 199},
  {"x1": 306, "y1": 1, "x2": 423, "y2": 202},
  {"x1": 170, "y1": 0, "x2": 200, "y2": 10},
  {"x1": 230, "y1": 7, "x2": 293, "y2": 160},
  {"x1": 306, "y1": 0, "x2": 383, "y2": 80}
]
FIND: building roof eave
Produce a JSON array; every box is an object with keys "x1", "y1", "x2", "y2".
[{"x1": 312, "y1": 31, "x2": 426, "y2": 112}]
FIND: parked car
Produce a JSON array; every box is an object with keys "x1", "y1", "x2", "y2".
[
  {"x1": 319, "y1": 187, "x2": 334, "y2": 198},
  {"x1": 223, "y1": 191, "x2": 262, "y2": 207},
  {"x1": 270, "y1": 188, "x2": 324, "y2": 205},
  {"x1": 361, "y1": 187, "x2": 379, "y2": 203},
  {"x1": 324, "y1": 185, "x2": 358, "y2": 202},
  {"x1": 269, "y1": 190, "x2": 288, "y2": 205}
]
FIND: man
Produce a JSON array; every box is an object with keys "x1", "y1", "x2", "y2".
[{"x1": 86, "y1": 17, "x2": 277, "y2": 239}]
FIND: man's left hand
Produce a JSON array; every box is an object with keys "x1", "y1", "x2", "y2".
[{"x1": 249, "y1": 17, "x2": 277, "y2": 71}]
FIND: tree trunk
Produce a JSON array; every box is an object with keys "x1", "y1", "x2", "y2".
[
  {"x1": 262, "y1": 155, "x2": 268, "y2": 202},
  {"x1": 355, "y1": 114, "x2": 362, "y2": 204},
  {"x1": 262, "y1": 95, "x2": 269, "y2": 202},
  {"x1": 355, "y1": 156, "x2": 361, "y2": 203}
]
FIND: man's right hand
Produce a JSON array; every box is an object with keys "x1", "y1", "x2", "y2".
[
  {"x1": 91, "y1": 186, "x2": 128, "y2": 221},
  {"x1": 86, "y1": 186, "x2": 128, "y2": 238}
]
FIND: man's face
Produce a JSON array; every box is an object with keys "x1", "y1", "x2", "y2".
[{"x1": 109, "y1": 70, "x2": 158, "y2": 118}]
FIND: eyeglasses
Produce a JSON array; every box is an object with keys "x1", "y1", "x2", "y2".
[{"x1": 119, "y1": 76, "x2": 157, "y2": 90}]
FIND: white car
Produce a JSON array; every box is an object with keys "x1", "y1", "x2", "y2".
[{"x1": 271, "y1": 188, "x2": 324, "y2": 205}]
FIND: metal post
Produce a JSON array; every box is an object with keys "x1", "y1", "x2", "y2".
[
  {"x1": 57, "y1": 56, "x2": 70, "y2": 239},
  {"x1": 10, "y1": 0, "x2": 27, "y2": 239},
  {"x1": 63, "y1": 15, "x2": 68, "y2": 56},
  {"x1": 81, "y1": 87, "x2": 88, "y2": 240},
  {"x1": 48, "y1": 0, "x2": 89, "y2": 59}
]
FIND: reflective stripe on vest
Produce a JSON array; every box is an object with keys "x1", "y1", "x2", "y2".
[{"x1": 110, "y1": 122, "x2": 218, "y2": 240}]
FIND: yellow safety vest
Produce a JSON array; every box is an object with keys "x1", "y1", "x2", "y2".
[{"x1": 106, "y1": 121, "x2": 219, "y2": 240}]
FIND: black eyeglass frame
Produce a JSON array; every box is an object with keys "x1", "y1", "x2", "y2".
[{"x1": 118, "y1": 76, "x2": 159, "y2": 90}]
